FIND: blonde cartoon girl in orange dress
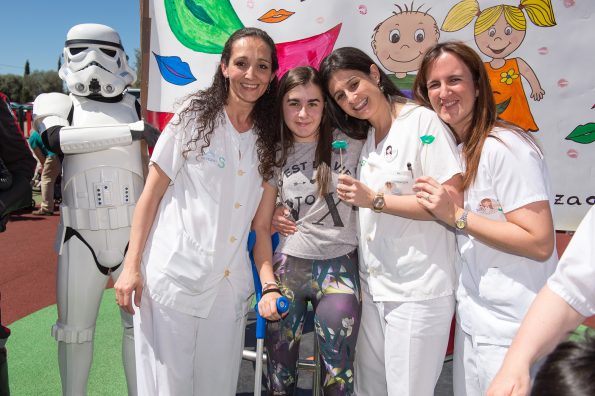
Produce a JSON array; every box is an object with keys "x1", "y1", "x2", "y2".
[{"x1": 442, "y1": 0, "x2": 556, "y2": 132}]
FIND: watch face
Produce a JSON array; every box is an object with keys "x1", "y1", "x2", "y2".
[
  {"x1": 373, "y1": 196, "x2": 385, "y2": 211},
  {"x1": 455, "y1": 219, "x2": 465, "y2": 229}
]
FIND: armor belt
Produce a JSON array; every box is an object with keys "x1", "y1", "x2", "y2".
[
  {"x1": 63, "y1": 227, "x2": 128, "y2": 275},
  {"x1": 61, "y1": 204, "x2": 135, "y2": 230}
]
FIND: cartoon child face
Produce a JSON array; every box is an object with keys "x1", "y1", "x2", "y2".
[
  {"x1": 474, "y1": 13, "x2": 526, "y2": 60},
  {"x1": 372, "y1": 12, "x2": 439, "y2": 76}
]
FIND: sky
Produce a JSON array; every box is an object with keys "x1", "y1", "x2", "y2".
[{"x1": 0, "y1": 0, "x2": 141, "y2": 74}]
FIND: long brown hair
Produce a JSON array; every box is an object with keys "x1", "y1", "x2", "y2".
[
  {"x1": 174, "y1": 27, "x2": 279, "y2": 180},
  {"x1": 276, "y1": 66, "x2": 332, "y2": 197},
  {"x1": 413, "y1": 41, "x2": 539, "y2": 189}
]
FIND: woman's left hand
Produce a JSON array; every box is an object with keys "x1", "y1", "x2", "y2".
[
  {"x1": 413, "y1": 176, "x2": 460, "y2": 226},
  {"x1": 257, "y1": 291, "x2": 283, "y2": 321},
  {"x1": 337, "y1": 174, "x2": 374, "y2": 208}
]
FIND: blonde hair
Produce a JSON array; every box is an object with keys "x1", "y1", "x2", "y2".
[{"x1": 442, "y1": 0, "x2": 556, "y2": 34}]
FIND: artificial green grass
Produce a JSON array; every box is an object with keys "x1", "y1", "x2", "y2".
[
  {"x1": 7, "y1": 288, "x2": 127, "y2": 395},
  {"x1": 569, "y1": 324, "x2": 595, "y2": 342}
]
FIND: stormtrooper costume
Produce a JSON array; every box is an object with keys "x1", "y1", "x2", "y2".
[{"x1": 32, "y1": 24, "x2": 159, "y2": 396}]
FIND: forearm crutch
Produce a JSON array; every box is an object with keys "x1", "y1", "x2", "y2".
[{"x1": 247, "y1": 231, "x2": 289, "y2": 395}]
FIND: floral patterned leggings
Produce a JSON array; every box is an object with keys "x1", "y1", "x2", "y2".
[{"x1": 265, "y1": 250, "x2": 361, "y2": 396}]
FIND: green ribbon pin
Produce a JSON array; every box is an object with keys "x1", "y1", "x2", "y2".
[{"x1": 420, "y1": 135, "x2": 435, "y2": 144}]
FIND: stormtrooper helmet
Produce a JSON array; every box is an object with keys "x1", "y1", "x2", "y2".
[{"x1": 59, "y1": 24, "x2": 136, "y2": 97}]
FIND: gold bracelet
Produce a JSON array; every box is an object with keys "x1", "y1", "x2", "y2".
[{"x1": 262, "y1": 281, "x2": 278, "y2": 291}]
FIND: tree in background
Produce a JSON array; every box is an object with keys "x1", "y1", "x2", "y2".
[
  {"x1": 20, "y1": 60, "x2": 32, "y2": 103},
  {"x1": 27, "y1": 71, "x2": 64, "y2": 99},
  {"x1": 132, "y1": 48, "x2": 141, "y2": 88},
  {"x1": 0, "y1": 75, "x2": 23, "y2": 102}
]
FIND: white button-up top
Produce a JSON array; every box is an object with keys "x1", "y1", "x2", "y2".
[
  {"x1": 142, "y1": 110, "x2": 264, "y2": 318},
  {"x1": 358, "y1": 104, "x2": 462, "y2": 302}
]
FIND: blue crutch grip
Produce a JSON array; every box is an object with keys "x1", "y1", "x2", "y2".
[
  {"x1": 248, "y1": 231, "x2": 289, "y2": 339},
  {"x1": 254, "y1": 295, "x2": 289, "y2": 316}
]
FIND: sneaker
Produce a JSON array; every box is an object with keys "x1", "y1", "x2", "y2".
[{"x1": 32, "y1": 208, "x2": 54, "y2": 216}]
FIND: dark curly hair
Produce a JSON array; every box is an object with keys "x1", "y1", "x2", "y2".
[
  {"x1": 174, "y1": 27, "x2": 279, "y2": 180},
  {"x1": 319, "y1": 46, "x2": 405, "y2": 140}
]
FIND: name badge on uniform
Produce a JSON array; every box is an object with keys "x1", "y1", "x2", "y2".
[{"x1": 384, "y1": 145, "x2": 397, "y2": 162}]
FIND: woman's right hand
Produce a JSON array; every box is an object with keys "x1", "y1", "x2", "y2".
[
  {"x1": 486, "y1": 364, "x2": 531, "y2": 396},
  {"x1": 257, "y1": 291, "x2": 283, "y2": 321},
  {"x1": 413, "y1": 175, "x2": 460, "y2": 226},
  {"x1": 271, "y1": 206, "x2": 297, "y2": 237},
  {"x1": 114, "y1": 259, "x2": 144, "y2": 315}
]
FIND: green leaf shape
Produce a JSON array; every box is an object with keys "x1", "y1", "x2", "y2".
[
  {"x1": 420, "y1": 135, "x2": 435, "y2": 144},
  {"x1": 332, "y1": 140, "x2": 348, "y2": 149},
  {"x1": 496, "y1": 97, "x2": 511, "y2": 114},
  {"x1": 566, "y1": 123, "x2": 595, "y2": 144},
  {"x1": 165, "y1": 0, "x2": 244, "y2": 54},
  {"x1": 185, "y1": 0, "x2": 214, "y2": 25}
]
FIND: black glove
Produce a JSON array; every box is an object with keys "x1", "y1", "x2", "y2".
[{"x1": 131, "y1": 121, "x2": 161, "y2": 148}]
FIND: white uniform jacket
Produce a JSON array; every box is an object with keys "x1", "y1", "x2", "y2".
[
  {"x1": 456, "y1": 128, "x2": 558, "y2": 345},
  {"x1": 142, "y1": 110, "x2": 264, "y2": 318},
  {"x1": 358, "y1": 103, "x2": 462, "y2": 302},
  {"x1": 548, "y1": 206, "x2": 595, "y2": 317}
]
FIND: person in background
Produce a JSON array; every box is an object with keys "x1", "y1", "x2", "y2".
[
  {"x1": 0, "y1": 91, "x2": 35, "y2": 395},
  {"x1": 0, "y1": 91, "x2": 36, "y2": 232},
  {"x1": 114, "y1": 27, "x2": 279, "y2": 395},
  {"x1": 28, "y1": 129, "x2": 61, "y2": 215},
  {"x1": 0, "y1": 292, "x2": 10, "y2": 396},
  {"x1": 487, "y1": 205, "x2": 595, "y2": 396},
  {"x1": 412, "y1": 41, "x2": 557, "y2": 396},
  {"x1": 254, "y1": 66, "x2": 364, "y2": 395},
  {"x1": 320, "y1": 47, "x2": 463, "y2": 396}
]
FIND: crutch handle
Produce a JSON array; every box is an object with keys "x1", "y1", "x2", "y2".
[
  {"x1": 255, "y1": 295, "x2": 290, "y2": 316},
  {"x1": 276, "y1": 296, "x2": 289, "y2": 314}
]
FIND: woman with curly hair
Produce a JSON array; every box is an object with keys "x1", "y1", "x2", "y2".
[{"x1": 114, "y1": 27, "x2": 279, "y2": 395}]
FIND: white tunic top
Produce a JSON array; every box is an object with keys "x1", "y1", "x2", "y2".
[
  {"x1": 142, "y1": 110, "x2": 264, "y2": 318},
  {"x1": 358, "y1": 103, "x2": 462, "y2": 301},
  {"x1": 456, "y1": 128, "x2": 557, "y2": 345},
  {"x1": 548, "y1": 206, "x2": 595, "y2": 317}
]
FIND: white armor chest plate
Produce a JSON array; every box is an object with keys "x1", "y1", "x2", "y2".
[{"x1": 61, "y1": 94, "x2": 144, "y2": 230}]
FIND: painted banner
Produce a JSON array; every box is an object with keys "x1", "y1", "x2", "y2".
[{"x1": 146, "y1": 0, "x2": 594, "y2": 230}]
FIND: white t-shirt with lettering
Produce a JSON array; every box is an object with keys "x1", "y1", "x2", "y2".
[{"x1": 269, "y1": 129, "x2": 363, "y2": 260}]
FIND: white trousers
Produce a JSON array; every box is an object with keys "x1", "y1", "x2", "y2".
[
  {"x1": 453, "y1": 323, "x2": 509, "y2": 396},
  {"x1": 453, "y1": 323, "x2": 543, "y2": 396},
  {"x1": 354, "y1": 277, "x2": 455, "y2": 396},
  {"x1": 134, "y1": 280, "x2": 247, "y2": 396}
]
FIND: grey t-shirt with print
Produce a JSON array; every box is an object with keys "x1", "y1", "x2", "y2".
[{"x1": 269, "y1": 130, "x2": 363, "y2": 260}]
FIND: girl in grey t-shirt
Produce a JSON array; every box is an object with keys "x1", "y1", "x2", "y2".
[{"x1": 253, "y1": 66, "x2": 363, "y2": 395}]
